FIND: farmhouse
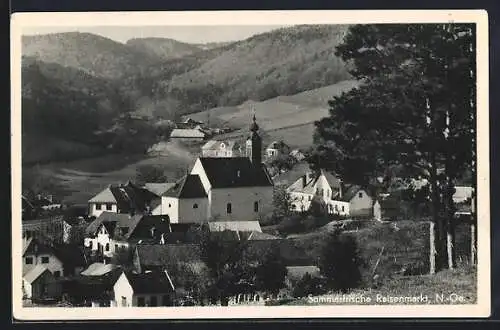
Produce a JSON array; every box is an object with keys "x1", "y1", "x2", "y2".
[
  {"x1": 201, "y1": 139, "x2": 244, "y2": 158},
  {"x1": 287, "y1": 169, "x2": 349, "y2": 216},
  {"x1": 265, "y1": 140, "x2": 290, "y2": 160},
  {"x1": 113, "y1": 270, "x2": 176, "y2": 307},
  {"x1": 88, "y1": 181, "x2": 158, "y2": 218}
]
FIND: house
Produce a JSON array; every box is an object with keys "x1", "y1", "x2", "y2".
[
  {"x1": 170, "y1": 128, "x2": 206, "y2": 141},
  {"x1": 285, "y1": 265, "x2": 321, "y2": 287},
  {"x1": 287, "y1": 169, "x2": 349, "y2": 216},
  {"x1": 113, "y1": 270, "x2": 176, "y2": 307},
  {"x1": 22, "y1": 237, "x2": 87, "y2": 278},
  {"x1": 161, "y1": 174, "x2": 208, "y2": 224},
  {"x1": 23, "y1": 216, "x2": 65, "y2": 244},
  {"x1": 22, "y1": 265, "x2": 62, "y2": 302},
  {"x1": 88, "y1": 181, "x2": 158, "y2": 218},
  {"x1": 63, "y1": 265, "x2": 123, "y2": 307},
  {"x1": 373, "y1": 196, "x2": 401, "y2": 222},
  {"x1": 342, "y1": 185, "x2": 374, "y2": 217},
  {"x1": 201, "y1": 140, "x2": 244, "y2": 158},
  {"x1": 83, "y1": 212, "x2": 171, "y2": 258},
  {"x1": 176, "y1": 117, "x2": 204, "y2": 129},
  {"x1": 265, "y1": 140, "x2": 290, "y2": 160}
]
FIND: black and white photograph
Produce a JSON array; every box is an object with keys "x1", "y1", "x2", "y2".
[{"x1": 11, "y1": 10, "x2": 490, "y2": 320}]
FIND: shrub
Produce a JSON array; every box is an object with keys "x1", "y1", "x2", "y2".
[
  {"x1": 292, "y1": 273, "x2": 325, "y2": 298},
  {"x1": 318, "y1": 230, "x2": 363, "y2": 293}
]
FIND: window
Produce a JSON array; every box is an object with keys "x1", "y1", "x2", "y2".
[
  {"x1": 150, "y1": 296, "x2": 158, "y2": 307},
  {"x1": 168, "y1": 204, "x2": 171, "y2": 208},
  {"x1": 121, "y1": 296, "x2": 127, "y2": 307},
  {"x1": 96, "y1": 204, "x2": 102, "y2": 210},
  {"x1": 254, "y1": 201, "x2": 259, "y2": 213},
  {"x1": 137, "y1": 297, "x2": 145, "y2": 307},
  {"x1": 41, "y1": 256, "x2": 49, "y2": 264},
  {"x1": 25, "y1": 257, "x2": 33, "y2": 265},
  {"x1": 227, "y1": 203, "x2": 232, "y2": 214},
  {"x1": 308, "y1": 196, "x2": 312, "y2": 201},
  {"x1": 358, "y1": 192, "x2": 363, "y2": 198},
  {"x1": 105, "y1": 243, "x2": 110, "y2": 251},
  {"x1": 89, "y1": 241, "x2": 93, "y2": 249},
  {"x1": 106, "y1": 203, "x2": 113, "y2": 211},
  {"x1": 193, "y1": 203, "x2": 198, "y2": 209},
  {"x1": 54, "y1": 271, "x2": 61, "y2": 278},
  {"x1": 327, "y1": 190, "x2": 330, "y2": 197},
  {"x1": 115, "y1": 244, "x2": 118, "y2": 251},
  {"x1": 342, "y1": 205, "x2": 345, "y2": 212}
]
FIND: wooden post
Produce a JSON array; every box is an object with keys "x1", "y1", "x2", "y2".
[
  {"x1": 471, "y1": 222, "x2": 476, "y2": 265},
  {"x1": 429, "y1": 221, "x2": 436, "y2": 275}
]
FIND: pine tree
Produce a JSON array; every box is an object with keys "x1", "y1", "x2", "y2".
[{"x1": 309, "y1": 24, "x2": 476, "y2": 272}]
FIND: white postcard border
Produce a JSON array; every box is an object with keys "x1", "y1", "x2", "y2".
[{"x1": 11, "y1": 9, "x2": 491, "y2": 320}]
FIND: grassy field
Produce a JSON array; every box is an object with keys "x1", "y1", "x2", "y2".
[
  {"x1": 288, "y1": 266, "x2": 477, "y2": 305},
  {"x1": 33, "y1": 141, "x2": 197, "y2": 204},
  {"x1": 186, "y1": 80, "x2": 359, "y2": 150}
]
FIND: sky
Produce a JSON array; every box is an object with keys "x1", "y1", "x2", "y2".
[{"x1": 21, "y1": 25, "x2": 288, "y2": 44}]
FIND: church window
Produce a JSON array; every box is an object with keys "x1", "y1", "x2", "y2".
[
  {"x1": 254, "y1": 201, "x2": 259, "y2": 212},
  {"x1": 168, "y1": 204, "x2": 171, "y2": 208},
  {"x1": 193, "y1": 203, "x2": 198, "y2": 209},
  {"x1": 358, "y1": 192, "x2": 363, "y2": 198},
  {"x1": 227, "y1": 203, "x2": 232, "y2": 214}
]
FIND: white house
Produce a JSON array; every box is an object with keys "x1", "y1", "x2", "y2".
[
  {"x1": 88, "y1": 181, "x2": 158, "y2": 218},
  {"x1": 170, "y1": 128, "x2": 206, "y2": 141},
  {"x1": 201, "y1": 140, "x2": 244, "y2": 158},
  {"x1": 161, "y1": 174, "x2": 208, "y2": 224},
  {"x1": 287, "y1": 169, "x2": 349, "y2": 216},
  {"x1": 23, "y1": 237, "x2": 64, "y2": 278},
  {"x1": 342, "y1": 185, "x2": 374, "y2": 217},
  {"x1": 453, "y1": 186, "x2": 474, "y2": 203},
  {"x1": 113, "y1": 270, "x2": 176, "y2": 307},
  {"x1": 84, "y1": 212, "x2": 171, "y2": 258}
]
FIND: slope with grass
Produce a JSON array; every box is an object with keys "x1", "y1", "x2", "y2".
[{"x1": 125, "y1": 37, "x2": 204, "y2": 60}]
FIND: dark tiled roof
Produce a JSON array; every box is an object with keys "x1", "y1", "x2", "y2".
[
  {"x1": 90, "y1": 181, "x2": 158, "y2": 213},
  {"x1": 85, "y1": 212, "x2": 143, "y2": 239},
  {"x1": 53, "y1": 244, "x2": 87, "y2": 268},
  {"x1": 342, "y1": 185, "x2": 363, "y2": 202},
  {"x1": 127, "y1": 215, "x2": 170, "y2": 241},
  {"x1": 124, "y1": 270, "x2": 175, "y2": 294},
  {"x1": 163, "y1": 175, "x2": 207, "y2": 198},
  {"x1": 198, "y1": 157, "x2": 273, "y2": 188},
  {"x1": 135, "y1": 244, "x2": 202, "y2": 268}
]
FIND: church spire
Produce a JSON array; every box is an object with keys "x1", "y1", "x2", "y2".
[{"x1": 246, "y1": 112, "x2": 262, "y2": 165}]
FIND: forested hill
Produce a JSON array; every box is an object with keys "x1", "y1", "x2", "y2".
[
  {"x1": 125, "y1": 37, "x2": 204, "y2": 61},
  {"x1": 22, "y1": 32, "x2": 162, "y2": 79},
  {"x1": 21, "y1": 25, "x2": 353, "y2": 163},
  {"x1": 125, "y1": 24, "x2": 353, "y2": 116}
]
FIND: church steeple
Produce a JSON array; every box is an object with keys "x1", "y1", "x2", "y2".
[{"x1": 246, "y1": 114, "x2": 262, "y2": 165}]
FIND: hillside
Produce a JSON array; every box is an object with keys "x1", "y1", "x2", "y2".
[
  {"x1": 22, "y1": 32, "x2": 162, "y2": 79},
  {"x1": 127, "y1": 24, "x2": 352, "y2": 116},
  {"x1": 186, "y1": 80, "x2": 360, "y2": 149},
  {"x1": 125, "y1": 37, "x2": 203, "y2": 60}
]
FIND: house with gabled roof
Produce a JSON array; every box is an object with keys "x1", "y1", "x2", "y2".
[
  {"x1": 113, "y1": 270, "x2": 176, "y2": 307},
  {"x1": 287, "y1": 169, "x2": 349, "y2": 216},
  {"x1": 201, "y1": 139, "x2": 244, "y2": 158},
  {"x1": 88, "y1": 181, "x2": 158, "y2": 218},
  {"x1": 132, "y1": 243, "x2": 203, "y2": 274},
  {"x1": 83, "y1": 212, "x2": 171, "y2": 258},
  {"x1": 341, "y1": 184, "x2": 374, "y2": 217},
  {"x1": 22, "y1": 264, "x2": 62, "y2": 302}
]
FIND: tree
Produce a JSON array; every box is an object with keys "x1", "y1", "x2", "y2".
[
  {"x1": 309, "y1": 24, "x2": 475, "y2": 272},
  {"x1": 272, "y1": 185, "x2": 296, "y2": 223},
  {"x1": 318, "y1": 230, "x2": 363, "y2": 293},
  {"x1": 292, "y1": 273, "x2": 325, "y2": 298},
  {"x1": 255, "y1": 245, "x2": 288, "y2": 295},
  {"x1": 135, "y1": 164, "x2": 168, "y2": 186}
]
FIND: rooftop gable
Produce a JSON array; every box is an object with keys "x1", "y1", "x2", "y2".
[
  {"x1": 123, "y1": 270, "x2": 175, "y2": 294},
  {"x1": 163, "y1": 174, "x2": 207, "y2": 199},
  {"x1": 23, "y1": 265, "x2": 51, "y2": 283}
]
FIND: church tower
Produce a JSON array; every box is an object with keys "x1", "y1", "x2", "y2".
[{"x1": 246, "y1": 114, "x2": 262, "y2": 165}]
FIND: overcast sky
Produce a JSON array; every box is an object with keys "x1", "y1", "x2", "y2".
[{"x1": 21, "y1": 25, "x2": 288, "y2": 44}]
